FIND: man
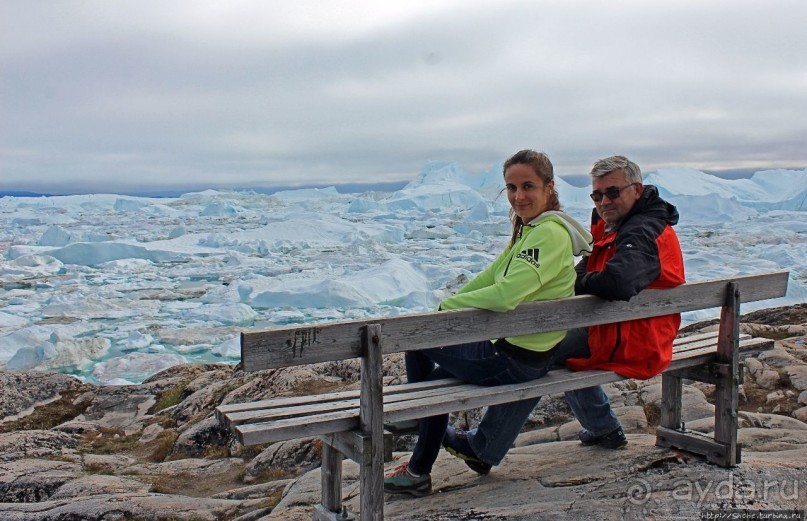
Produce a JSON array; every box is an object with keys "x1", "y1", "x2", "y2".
[{"x1": 443, "y1": 155, "x2": 685, "y2": 471}]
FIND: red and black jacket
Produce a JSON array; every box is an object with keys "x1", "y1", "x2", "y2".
[{"x1": 566, "y1": 185, "x2": 686, "y2": 379}]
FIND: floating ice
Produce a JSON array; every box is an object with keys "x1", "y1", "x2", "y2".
[
  {"x1": 92, "y1": 352, "x2": 187, "y2": 384},
  {"x1": 38, "y1": 225, "x2": 73, "y2": 246},
  {"x1": 212, "y1": 336, "x2": 240, "y2": 358},
  {"x1": 0, "y1": 164, "x2": 804, "y2": 384}
]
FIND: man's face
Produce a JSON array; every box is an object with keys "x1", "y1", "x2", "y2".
[{"x1": 591, "y1": 170, "x2": 643, "y2": 225}]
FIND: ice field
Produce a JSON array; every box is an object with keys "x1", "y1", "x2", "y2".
[{"x1": 1, "y1": 163, "x2": 805, "y2": 384}]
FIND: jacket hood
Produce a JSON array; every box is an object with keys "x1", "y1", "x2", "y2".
[
  {"x1": 528, "y1": 211, "x2": 594, "y2": 256},
  {"x1": 590, "y1": 184, "x2": 679, "y2": 228}
]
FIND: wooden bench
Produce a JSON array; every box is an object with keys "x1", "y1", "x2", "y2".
[{"x1": 216, "y1": 271, "x2": 789, "y2": 521}]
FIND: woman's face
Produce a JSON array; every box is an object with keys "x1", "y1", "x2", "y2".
[{"x1": 504, "y1": 163, "x2": 553, "y2": 223}]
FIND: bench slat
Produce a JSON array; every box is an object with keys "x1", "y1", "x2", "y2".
[
  {"x1": 240, "y1": 271, "x2": 788, "y2": 371},
  {"x1": 218, "y1": 330, "x2": 729, "y2": 425},
  {"x1": 238, "y1": 411, "x2": 359, "y2": 446},
  {"x1": 216, "y1": 377, "x2": 463, "y2": 423},
  {"x1": 221, "y1": 333, "x2": 752, "y2": 427},
  {"x1": 231, "y1": 336, "x2": 773, "y2": 445},
  {"x1": 382, "y1": 337, "x2": 773, "y2": 425},
  {"x1": 216, "y1": 331, "x2": 724, "y2": 426}
]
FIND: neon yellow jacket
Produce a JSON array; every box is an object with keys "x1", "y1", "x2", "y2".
[{"x1": 439, "y1": 212, "x2": 592, "y2": 353}]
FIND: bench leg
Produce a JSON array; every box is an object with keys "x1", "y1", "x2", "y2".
[
  {"x1": 313, "y1": 443, "x2": 358, "y2": 520},
  {"x1": 322, "y1": 443, "x2": 343, "y2": 512},
  {"x1": 360, "y1": 324, "x2": 385, "y2": 521},
  {"x1": 656, "y1": 282, "x2": 741, "y2": 468},
  {"x1": 659, "y1": 373, "x2": 683, "y2": 430},
  {"x1": 712, "y1": 282, "x2": 741, "y2": 467}
]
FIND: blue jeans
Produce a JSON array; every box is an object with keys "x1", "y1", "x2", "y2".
[
  {"x1": 405, "y1": 340, "x2": 552, "y2": 475},
  {"x1": 461, "y1": 328, "x2": 620, "y2": 466},
  {"x1": 559, "y1": 328, "x2": 621, "y2": 437}
]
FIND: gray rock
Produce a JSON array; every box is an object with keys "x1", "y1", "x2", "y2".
[
  {"x1": 123, "y1": 457, "x2": 245, "y2": 479},
  {"x1": 138, "y1": 422, "x2": 165, "y2": 444},
  {"x1": 142, "y1": 362, "x2": 227, "y2": 387},
  {"x1": 514, "y1": 426, "x2": 559, "y2": 447},
  {"x1": 755, "y1": 369, "x2": 782, "y2": 389},
  {"x1": 243, "y1": 437, "x2": 321, "y2": 483},
  {"x1": 738, "y1": 428, "x2": 807, "y2": 451},
  {"x1": 742, "y1": 323, "x2": 807, "y2": 338},
  {"x1": 212, "y1": 479, "x2": 294, "y2": 500},
  {"x1": 0, "y1": 459, "x2": 83, "y2": 502},
  {"x1": 792, "y1": 406, "x2": 807, "y2": 423},
  {"x1": 641, "y1": 382, "x2": 713, "y2": 422},
  {"x1": 739, "y1": 411, "x2": 807, "y2": 430},
  {"x1": 168, "y1": 370, "x2": 236, "y2": 424},
  {"x1": 557, "y1": 419, "x2": 583, "y2": 441},
  {"x1": 80, "y1": 453, "x2": 138, "y2": 472},
  {"x1": 743, "y1": 357, "x2": 764, "y2": 376},
  {"x1": 0, "y1": 493, "x2": 246, "y2": 521},
  {"x1": 0, "y1": 430, "x2": 80, "y2": 462},
  {"x1": 222, "y1": 366, "x2": 339, "y2": 406},
  {"x1": 616, "y1": 405, "x2": 649, "y2": 431},
  {"x1": 269, "y1": 435, "x2": 807, "y2": 521},
  {"x1": 786, "y1": 365, "x2": 807, "y2": 391},
  {"x1": 0, "y1": 371, "x2": 82, "y2": 421},
  {"x1": 49, "y1": 475, "x2": 150, "y2": 499},
  {"x1": 170, "y1": 414, "x2": 228, "y2": 459},
  {"x1": 759, "y1": 347, "x2": 802, "y2": 368},
  {"x1": 52, "y1": 420, "x2": 101, "y2": 436},
  {"x1": 77, "y1": 388, "x2": 156, "y2": 435},
  {"x1": 683, "y1": 416, "x2": 715, "y2": 433}
]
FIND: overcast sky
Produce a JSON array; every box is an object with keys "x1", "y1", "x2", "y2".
[{"x1": 2, "y1": 0, "x2": 806, "y2": 193}]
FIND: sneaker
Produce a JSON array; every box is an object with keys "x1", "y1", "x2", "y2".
[
  {"x1": 383, "y1": 462, "x2": 432, "y2": 496},
  {"x1": 442, "y1": 426, "x2": 493, "y2": 475},
  {"x1": 383, "y1": 419, "x2": 420, "y2": 435},
  {"x1": 578, "y1": 427, "x2": 628, "y2": 449}
]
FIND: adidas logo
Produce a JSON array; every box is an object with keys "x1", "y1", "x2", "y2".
[{"x1": 516, "y1": 248, "x2": 540, "y2": 268}]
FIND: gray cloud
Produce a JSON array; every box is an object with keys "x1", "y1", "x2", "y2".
[{"x1": 2, "y1": 0, "x2": 806, "y2": 193}]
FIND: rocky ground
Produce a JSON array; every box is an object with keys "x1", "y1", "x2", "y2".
[{"x1": 1, "y1": 304, "x2": 806, "y2": 520}]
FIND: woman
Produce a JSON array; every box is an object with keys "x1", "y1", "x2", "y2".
[{"x1": 384, "y1": 150, "x2": 593, "y2": 496}]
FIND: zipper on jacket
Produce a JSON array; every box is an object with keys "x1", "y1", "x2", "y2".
[
  {"x1": 503, "y1": 226, "x2": 527, "y2": 277},
  {"x1": 608, "y1": 322, "x2": 622, "y2": 362}
]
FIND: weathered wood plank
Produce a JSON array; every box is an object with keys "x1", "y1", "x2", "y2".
[
  {"x1": 216, "y1": 378, "x2": 462, "y2": 419},
  {"x1": 237, "y1": 410, "x2": 358, "y2": 445},
  {"x1": 660, "y1": 373, "x2": 683, "y2": 429},
  {"x1": 230, "y1": 337, "x2": 772, "y2": 443},
  {"x1": 714, "y1": 282, "x2": 741, "y2": 467},
  {"x1": 222, "y1": 333, "x2": 756, "y2": 427},
  {"x1": 359, "y1": 324, "x2": 384, "y2": 521},
  {"x1": 320, "y1": 443, "x2": 342, "y2": 514},
  {"x1": 656, "y1": 426, "x2": 734, "y2": 465},
  {"x1": 240, "y1": 271, "x2": 788, "y2": 371},
  {"x1": 320, "y1": 431, "x2": 367, "y2": 465},
  {"x1": 237, "y1": 342, "x2": 759, "y2": 446},
  {"x1": 222, "y1": 332, "x2": 725, "y2": 422}
]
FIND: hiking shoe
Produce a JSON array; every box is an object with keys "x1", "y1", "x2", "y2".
[
  {"x1": 578, "y1": 427, "x2": 628, "y2": 449},
  {"x1": 442, "y1": 426, "x2": 493, "y2": 475},
  {"x1": 383, "y1": 462, "x2": 432, "y2": 496},
  {"x1": 383, "y1": 419, "x2": 420, "y2": 435}
]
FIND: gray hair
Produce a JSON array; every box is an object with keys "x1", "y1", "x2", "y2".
[{"x1": 590, "y1": 155, "x2": 642, "y2": 184}]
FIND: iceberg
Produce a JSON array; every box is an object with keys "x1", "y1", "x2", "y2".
[{"x1": 0, "y1": 162, "x2": 803, "y2": 384}]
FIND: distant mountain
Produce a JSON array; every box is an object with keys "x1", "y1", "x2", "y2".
[
  {"x1": 0, "y1": 191, "x2": 52, "y2": 198},
  {"x1": 0, "y1": 181, "x2": 409, "y2": 198}
]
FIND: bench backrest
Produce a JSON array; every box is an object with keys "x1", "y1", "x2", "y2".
[{"x1": 240, "y1": 271, "x2": 789, "y2": 371}]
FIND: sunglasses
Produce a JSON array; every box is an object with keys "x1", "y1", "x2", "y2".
[{"x1": 590, "y1": 183, "x2": 638, "y2": 202}]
